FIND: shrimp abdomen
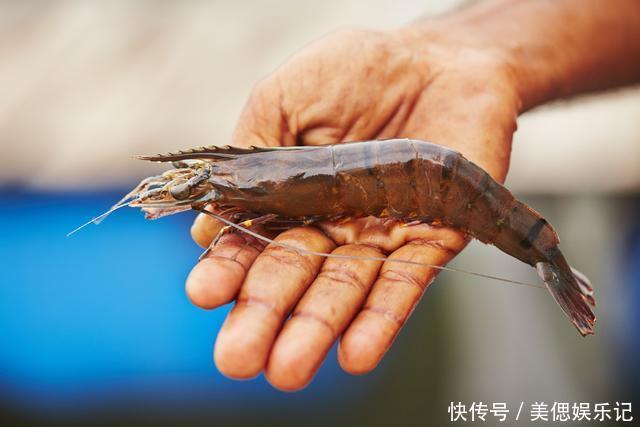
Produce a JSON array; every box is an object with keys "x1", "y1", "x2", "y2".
[{"x1": 411, "y1": 140, "x2": 595, "y2": 335}]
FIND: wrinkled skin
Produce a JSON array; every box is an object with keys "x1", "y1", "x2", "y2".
[{"x1": 187, "y1": 27, "x2": 519, "y2": 391}]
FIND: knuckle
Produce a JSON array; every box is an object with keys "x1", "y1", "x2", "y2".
[
  {"x1": 218, "y1": 233, "x2": 265, "y2": 255},
  {"x1": 242, "y1": 239, "x2": 266, "y2": 255},
  {"x1": 235, "y1": 295, "x2": 283, "y2": 319},
  {"x1": 291, "y1": 310, "x2": 336, "y2": 337},
  {"x1": 335, "y1": 243, "x2": 384, "y2": 257},
  {"x1": 204, "y1": 254, "x2": 248, "y2": 273},
  {"x1": 314, "y1": 243, "x2": 381, "y2": 292},
  {"x1": 256, "y1": 226, "x2": 334, "y2": 276},
  {"x1": 278, "y1": 226, "x2": 335, "y2": 248},
  {"x1": 378, "y1": 267, "x2": 428, "y2": 293},
  {"x1": 259, "y1": 245, "x2": 315, "y2": 277},
  {"x1": 362, "y1": 304, "x2": 404, "y2": 327},
  {"x1": 407, "y1": 237, "x2": 461, "y2": 257},
  {"x1": 317, "y1": 266, "x2": 367, "y2": 293}
]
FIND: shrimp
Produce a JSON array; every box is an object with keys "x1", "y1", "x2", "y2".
[{"x1": 75, "y1": 139, "x2": 597, "y2": 336}]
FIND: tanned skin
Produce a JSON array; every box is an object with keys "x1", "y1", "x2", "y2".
[{"x1": 186, "y1": 0, "x2": 640, "y2": 391}]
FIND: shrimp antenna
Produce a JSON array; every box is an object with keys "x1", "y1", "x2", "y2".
[
  {"x1": 66, "y1": 200, "x2": 134, "y2": 237},
  {"x1": 198, "y1": 209, "x2": 544, "y2": 290}
]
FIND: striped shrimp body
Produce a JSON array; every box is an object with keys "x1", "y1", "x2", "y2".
[{"x1": 113, "y1": 139, "x2": 596, "y2": 336}]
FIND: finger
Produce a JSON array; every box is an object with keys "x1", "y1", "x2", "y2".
[
  {"x1": 338, "y1": 234, "x2": 465, "y2": 374},
  {"x1": 265, "y1": 244, "x2": 383, "y2": 391},
  {"x1": 185, "y1": 233, "x2": 264, "y2": 309},
  {"x1": 191, "y1": 79, "x2": 291, "y2": 248},
  {"x1": 214, "y1": 227, "x2": 334, "y2": 379},
  {"x1": 230, "y1": 76, "x2": 295, "y2": 148},
  {"x1": 190, "y1": 210, "x2": 224, "y2": 248}
]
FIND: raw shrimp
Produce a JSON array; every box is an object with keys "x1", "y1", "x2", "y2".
[{"x1": 73, "y1": 139, "x2": 596, "y2": 336}]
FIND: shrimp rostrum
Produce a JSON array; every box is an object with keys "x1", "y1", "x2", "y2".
[{"x1": 107, "y1": 139, "x2": 597, "y2": 336}]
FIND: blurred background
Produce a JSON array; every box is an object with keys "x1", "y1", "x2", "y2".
[{"x1": 1, "y1": 0, "x2": 638, "y2": 426}]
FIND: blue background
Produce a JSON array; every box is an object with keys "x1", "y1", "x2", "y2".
[{"x1": 1, "y1": 189, "x2": 638, "y2": 426}]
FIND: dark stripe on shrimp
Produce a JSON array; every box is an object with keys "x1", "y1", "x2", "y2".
[
  {"x1": 467, "y1": 171, "x2": 491, "y2": 208},
  {"x1": 439, "y1": 151, "x2": 460, "y2": 202},
  {"x1": 440, "y1": 151, "x2": 458, "y2": 182},
  {"x1": 520, "y1": 218, "x2": 548, "y2": 249},
  {"x1": 364, "y1": 142, "x2": 376, "y2": 176}
]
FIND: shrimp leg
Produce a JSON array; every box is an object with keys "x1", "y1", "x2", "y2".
[
  {"x1": 198, "y1": 213, "x2": 278, "y2": 261},
  {"x1": 262, "y1": 215, "x2": 332, "y2": 231}
]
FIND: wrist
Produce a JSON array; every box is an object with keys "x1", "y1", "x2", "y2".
[
  {"x1": 400, "y1": 0, "x2": 640, "y2": 112},
  {"x1": 397, "y1": 10, "x2": 570, "y2": 113}
]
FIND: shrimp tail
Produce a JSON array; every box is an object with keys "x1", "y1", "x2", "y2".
[{"x1": 535, "y1": 251, "x2": 596, "y2": 336}]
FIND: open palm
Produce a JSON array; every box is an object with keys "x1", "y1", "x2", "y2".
[{"x1": 187, "y1": 28, "x2": 519, "y2": 390}]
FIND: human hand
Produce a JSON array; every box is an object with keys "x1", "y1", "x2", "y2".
[{"x1": 186, "y1": 26, "x2": 520, "y2": 390}]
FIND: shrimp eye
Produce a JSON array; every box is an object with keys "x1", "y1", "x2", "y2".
[{"x1": 170, "y1": 183, "x2": 192, "y2": 200}]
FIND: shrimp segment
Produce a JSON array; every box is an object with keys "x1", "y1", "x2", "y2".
[{"x1": 125, "y1": 139, "x2": 596, "y2": 336}]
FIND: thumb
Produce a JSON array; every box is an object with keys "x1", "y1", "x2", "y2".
[
  {"x1": 192, "y1": 78, "x2": 294, "y2": 246},
  {"x1": 230, "y1": 77, "x2": 295, "y2": 148}
]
